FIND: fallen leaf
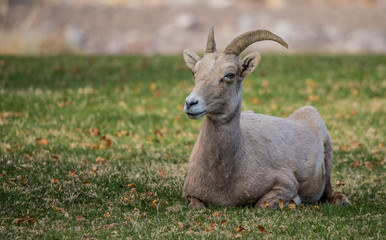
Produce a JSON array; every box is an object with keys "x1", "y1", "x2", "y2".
[
  {"x1": 69, "y1": 170, "x2": 75, "y2": 177},
  {"x1": 154, "y1": 130, "x2": 163, "y2": 137},
  {"x1": 53, "y1": 206, "x2": 69, "y2": 217},
  {"x1": 124, "y1": 197, "x2": 131, "y2": 203},
  {"x1": 89, "y1": 128, "x2": 100, "y2": 136},
  {"x1": 257, "y1": 225, "x2": 267, "y2": 233},
  {"x1": 149, "y1": 83, "x2": 157, "y2": 91},
  {"x1": 205, "y1": 221, "x2": 216, "y2": 233},
  {"x1": 50, "y1": 154, "x2": 59, "y2": 160},
  {"x1": 221, "y1": 219, "x2": 227, "y2": 225},
  {"x1": 213, "y1": 211, "x2": 222, "y2": 217},
  {"x1": 311, "y1": 205, "x2": 319, "y2": 211},
  {"x1": 158, "y1": 169, "x2": 165, "y2": 177},
  {"x1": 251, "y1": 98, "x2": 259, "y2": 104},
  {"x1": 352, "y1": 160, "x2": 359, "y2": 168},
  {"x1": 104, "y1": 223, "x2": 115, "y2": 228},
  {"x1": 235, "y1": 225, "x2": 246, "y2": 232},
  {"x1": 104, "y1": 211, "x2": 110, "y2": 219},
  {"x1": 286, "y1": 202, "x2": 296, "y2": 210},
  {"x1": 128, "y1": 183, "x2": 136, "y2": 187},
  {"x1": 12, "y1": 215, "x2": 36, "y2": 224},
  {"x1": 278, "y1": 199, "x2": 284, "y2": 210},
  {"x1": 82, "y1": 181, "x2": 91, "y2": 184},
  {"x1": 95, "y1": 156, "x2": 105, "y2": 164},
  {"x1": 307, "y1": 95, "x2": 320, "y2": 101},
  {"x1": 365, "y1": 162, "x2": 374, "y2": 170},
  {"x1": 235, "y1": 234, "x2": 243, "y2": 238},
  {"x1": 370, "y1": 149, "x2": 379, "y2": 155},
  {"x1": 76, "y1": 215, "x2": 85, "y2": 221},
  {"x1": 178, "y1": 222, "x2": 184, "y2": 229},
  {"x1": 37, "y1": 138, "x2": 48, "y2": 145},
  {"x1": 261, "y1": 80, "x2": 269, "y2": 88},
  {"x1": 50, "y1": 178, "x2": 59, "y2": 184},
  {"x1": 99, "y1": 135, "x2": 112, "y2": 148}
]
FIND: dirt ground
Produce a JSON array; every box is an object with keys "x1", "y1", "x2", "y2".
[{"x1": 0, "y1": 0, "x2": 385, "y2": 54}]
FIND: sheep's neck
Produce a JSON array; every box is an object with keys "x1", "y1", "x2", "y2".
[{"x1": 199, "y1": 104, "x2": 242, "y2": 166}]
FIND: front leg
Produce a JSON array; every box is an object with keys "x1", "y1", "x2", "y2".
[
  {"x1": 188, "y1": 197, "x2": 206, "y2": 208},
  {"x1": 255, "y1": 172, "x2": 299, "y2": 209}
]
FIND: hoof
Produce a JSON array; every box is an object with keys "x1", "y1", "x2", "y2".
[
  {"x1": 332, "y1": 192, "x2": 351, "y2": 205},
  {"x1": 188, "y1": 197, "x2": 206, "y2": 208}
]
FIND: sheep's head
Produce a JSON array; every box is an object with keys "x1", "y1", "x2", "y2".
[{"x1": 183, "y1": 26, "x2": 288, "y2": 121}]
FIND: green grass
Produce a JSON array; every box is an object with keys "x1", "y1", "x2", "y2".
[{"x1": 0, "y1": 54, "x2": 385, "y2": 239}]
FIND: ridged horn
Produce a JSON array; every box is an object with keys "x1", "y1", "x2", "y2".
[
  {"x1": 224, "y1": 30, "x2": 288, "y2": 56},
  {"x1": 206, "y1": 25, "x2": 217, "y2": 53}
]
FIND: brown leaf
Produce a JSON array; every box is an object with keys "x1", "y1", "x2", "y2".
[
  {"x1": 286, "y1": 202, "x2": 296, "y2": 210},
  {"x1": 307, "y1": 95, "x2": 320, "y2": 101},
  {"x1": 104, "y1": 223, "x2": 115, "y2": 228},
  {"x1": 104, "y1": 211, "x2": 110, "y2": 219},
  {"x1": 149, "y1": 83, "x2": 157, "y2": 91},
  {"x1": 221, "y1": 219, "x2": 227, "y2": 225},
  {"x1": 213, "y1": 211, "x2": 222, "y2": 217},
  {"x1": 235, "y1": 225, "x2": 246, "y2": 232},
  {"x1": 82, "y1": 181, "x2": 91, "y2": 185},
  {"x1": 127, "y1": 183, "x2": 136, "y2": 187},
  {"x1": 251, "y1": 98, "x2": 259, "y2": 104},
  {"x1": 37, "y1": 138, "x2": 48, "y2": 145},
  {"x1": 124, "y1": 197, "x2": 131, "y2": 203},
  {"x1": 311, "y1": 205, "x2": 319, "y2": 211},
  {"x1": 69, "y1": 170, "x2": 75, "y2": 177},
  {"x1": 158, "y1": 169, "x2": 165, "y2": 177},
  {"x1": 95, "y1": 156, "x2": 105, "y2": 164},
  {"x1": 99, "y1": 135, "x2": 112, "y2": 148},
  {"x1": 352, "y1": 160, "x2": 359, "y2": 168},
  {"x1": 89, "y1": 128, "x2": 100, "y2": 136},
  {"x1": 12, "y1": 215, "x2": 36, "y2": 224},
  {"x1": 257, "y1": 225, "x2": 267, "y2": 233},
  {"x1": 365, "y1": 162, "x2": 374, "y2": 170},
  {"x1": 51, "y1": 178, "x2": 59, "y2": 184},
  {"x1": 178, "y1": 222, "x2": 184, "y2": 229},
  {"x1": 154, "y1": 130, "x2": 163, "y2": 137},
  {"x1": 76, "y1": 215, "x2": 85, "y2": 221},
  {"x1": 278, "y1": 199, "x2": 284, "y2": 210},
  {"x1": 50, "y1": 154, "x2": 59, "y2": 160}
]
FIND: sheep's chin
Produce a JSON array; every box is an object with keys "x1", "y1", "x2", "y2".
[{"x1": 186, "y1": 110, "x2": 207, "y2": 119}]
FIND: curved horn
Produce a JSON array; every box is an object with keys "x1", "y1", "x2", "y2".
[
  {"x1": 206, "y1": 25, "x2": 217, "y2": 53},
  {"x1": 224, "y1": 30, "x2": 288, "y2": 56}
]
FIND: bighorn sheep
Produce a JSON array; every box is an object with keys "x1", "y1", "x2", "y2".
[{"x1": 182, "y1": 26, "x2": 350, "y2": 208}]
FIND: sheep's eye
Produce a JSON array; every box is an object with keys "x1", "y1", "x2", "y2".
[{"x1": 225, "y1": 73, "x2": 236, "y2": 79}]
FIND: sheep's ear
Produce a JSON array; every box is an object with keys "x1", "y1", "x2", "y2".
[
  {"x1": 240, "y1": 52, "x2": 261, "y2": 78},
  {"x1": 183, "y1": 49, "x2": 201, "y2": 69}
]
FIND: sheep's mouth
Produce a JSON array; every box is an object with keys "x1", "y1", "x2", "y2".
[{"x1": 186, "y1": 110, "x2": 207, "y2": 119}]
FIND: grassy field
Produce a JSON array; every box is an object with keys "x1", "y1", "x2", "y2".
[{"x1": 0, "y1": 54, "x2": 385, "y2": 239}]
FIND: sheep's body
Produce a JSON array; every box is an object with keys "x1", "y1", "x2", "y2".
[
  {"x1": 183, "y1": 106, "x2": 329, "y2": 207},
  {"x1": 182, "y1": 27, "x2": 350, "y2": 208}
]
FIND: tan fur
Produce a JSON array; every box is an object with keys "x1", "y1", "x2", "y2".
[{"x1": 182, "y1": 28, "x2": 350, "y2": 208}]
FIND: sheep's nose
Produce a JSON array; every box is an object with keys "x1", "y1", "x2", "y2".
[{"x1": 185, "y1": 99, "x2": 198, "y2": 109}]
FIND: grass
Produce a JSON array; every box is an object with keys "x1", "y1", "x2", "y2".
[{"x1": 0, "y1": 54, "x2": 385, "y2": 239}]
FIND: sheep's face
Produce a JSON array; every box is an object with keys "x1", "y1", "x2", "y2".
[{"x1": 183, "y1": 51, "x2": 260, "y2": 120}]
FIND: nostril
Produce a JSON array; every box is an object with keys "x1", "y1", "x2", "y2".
[{"x1": 186, "y1": 99, "x2": 199, "y2": 108}]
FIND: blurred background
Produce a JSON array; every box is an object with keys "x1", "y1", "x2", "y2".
[{"x1": 0, "y1": 0, "x2": 385, "y2": 55}]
